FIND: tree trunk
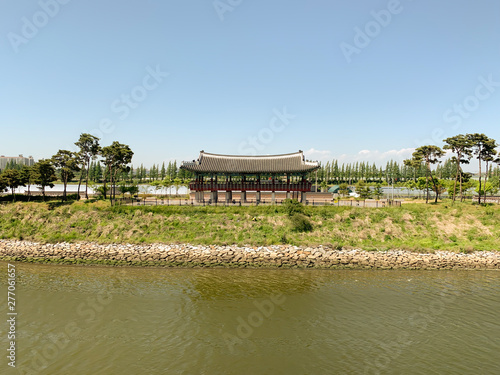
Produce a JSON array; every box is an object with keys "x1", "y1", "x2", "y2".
[
  {"x1": 484, "y1": 160, "x2": 490, "y2": 200},
  {"x1": 63, "y1": 179, "x2": 67, "y2": 201},
  {"x1": 77, "y1": 165, "x2": 84, "y2": 201},
  {"x1": 478, "y1": 157, "x2": 482, "y2": 204},
  {"x1": 85, "y1": 158, "x2": 91, "y2": 199},
  {"x1": 452, "y1": 153, "x2": 460, "y2": 203},
  {"x1": 11, "y1": 187, "x2": 15, "y2": 202},
  {"x1": 459, "y1": 168, "x2": 464, "y2": 202},
  {"x1": 425, "y1": 161, "x2": 430, "y2": 204},
  {"x1": 112, "y1": 171, "x2": 117, "y2": 202},
  {"x1": 108, "y1": 166, "x2": 114, "y2": 204},
  {"x1": 430, "y1": 176, "x2": 439, "y2": 203},
  {"x1": 103, "y1": 168, "x2": 108, "y2": 200},
  {"x1": 115, "y1": 171, "x2": 119, "y2": 199},
  {"x1": 27, "y1": 183, "x2": 31, "y2": 202}
]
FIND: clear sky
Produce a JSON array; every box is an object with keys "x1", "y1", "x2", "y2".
[{"x1": 1, "y1": 0, "x2": 499, "y2": 169}]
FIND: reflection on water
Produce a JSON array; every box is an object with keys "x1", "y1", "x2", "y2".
[{"x1": 0, "y1": 263, "x2": 499, "y2": 375}]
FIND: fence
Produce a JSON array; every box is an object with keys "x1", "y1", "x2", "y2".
[
  {"x1": 472, "y1": 196, "x2": 500, "y2": 204},
  {"x1": 116, "y1": 197, "x2": 401, "y2": 208},
  {"x1": 333, "y1": 199, "x2": 401, "y2": 207},
  {"x1": 188, "y1": 181, "x2": 312, "y2": 192}
]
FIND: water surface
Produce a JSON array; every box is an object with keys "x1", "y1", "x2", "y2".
[{"x1": 1, "y1": 263, "x2": 499, "y2": 374}]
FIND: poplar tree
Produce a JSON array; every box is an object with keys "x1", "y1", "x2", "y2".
[
  {"x1": 161, "y1": 162, "x2": 166, "y2": 180},
  {"x1": 403, "y1": 158, "x2": 421, "y2": 182},
  {"x1": 96, "y1": 163, "x2": 103, "y2": 182},
  {"x1": 172, "y1": 161, "x2": 178, "y2": 178}
]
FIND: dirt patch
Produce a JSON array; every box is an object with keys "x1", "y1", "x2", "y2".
[
  {"x1": 401, "y1": 213, "x2": 414, "y2": 222},
  {"x1": 432, "y1": 214, "x2": 492, "y2": 237},
  {"x1": 379, "y1": 217, "x2": 404, "y2": 238}
]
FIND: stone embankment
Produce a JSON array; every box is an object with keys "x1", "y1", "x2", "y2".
[{"x1": 1, "y1": 240, "x2": 500, "y2": 269}]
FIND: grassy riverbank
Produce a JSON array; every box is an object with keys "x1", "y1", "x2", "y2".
[{"x1": 0, "y1": 201, "x2": 499, "y2": 252}]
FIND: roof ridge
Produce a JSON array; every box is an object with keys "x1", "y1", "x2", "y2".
[
  {"x1": 201, "y1": 151, "x2": 303, "y2": 158},
  {"x1": 181, "y1": 150, "x2": 319, "y2": 173}
]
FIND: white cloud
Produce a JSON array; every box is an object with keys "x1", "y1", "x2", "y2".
[
  {"x1": 303, "y1": 147, "x2": 461, "y2": 167},
  {"x1": 303, "y1": 148, "x2": 332, "y2": 162},
  {"x1": 306, "y1": 147, "x2": 417, "y2": 166}
]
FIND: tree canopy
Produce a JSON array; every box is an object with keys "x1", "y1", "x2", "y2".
[{"x1": 32, "y1": 159, "x2": 57, "y2": 201}]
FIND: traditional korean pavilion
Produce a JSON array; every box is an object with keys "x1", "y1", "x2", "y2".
[{"x1": 180, "y1": 150, "x2": 320, "y2": 203}]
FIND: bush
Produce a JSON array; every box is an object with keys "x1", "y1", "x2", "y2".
[
  {"x1": 281, "y1": 199, "x2": 304, "y2": 216},
  {"x1": 355, "y1": 180, "x2": 372, "y2": 199},
  {"x1": 290, "y1": 213, "x2": 313, "y2": 232}
]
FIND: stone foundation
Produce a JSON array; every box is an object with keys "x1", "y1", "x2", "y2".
[{"x1": 1, "y1": 240, "x2": 500, "y2": 269}]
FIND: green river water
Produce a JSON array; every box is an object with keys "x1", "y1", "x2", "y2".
[{"x1": 1, "y1": 262, "x2": 499, "y2": 375}]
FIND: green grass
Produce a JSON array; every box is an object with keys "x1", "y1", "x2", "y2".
[{"x1": 0, "y1": 200, "x2": 499, "y2": 252}]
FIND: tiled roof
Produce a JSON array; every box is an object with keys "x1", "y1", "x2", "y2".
[{"x1": 181, "y1": 151, "x2": 319, "y2": 174}]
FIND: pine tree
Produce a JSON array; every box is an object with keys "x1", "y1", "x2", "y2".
[{"x1": 466, "y1": 133, "x2": 497, "y2": 204}]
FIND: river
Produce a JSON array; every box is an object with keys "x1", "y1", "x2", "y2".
[{"x1": 1, "y1": 263, "x2": 499, "y2": 374}]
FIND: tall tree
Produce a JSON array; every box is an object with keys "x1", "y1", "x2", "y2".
[
  {"x1": 0, "y1": 175, "x2": 6, "y2": 195},
  {"x1": 443, "y1": 135, "x2": 472, "y2": 202},
  {"x1": 75, "y1": 133, "x2": 101, "y2": 199},
  {"x1": 172, "y1": 161, "x2": 178, "y2": 179},
  {"x1": 160, "y1": 162, "x2": 166, "y2": 180},
  {"x1": 52, "y1": 150, "x2": 80, "y2": 201},
  {"x1": 138, "y1": 164, "x2": 145, "y2": 183},
  {"x1": 355, "y1": 180, "x2": 372, "y2": 199},
  {"x1": 32, "y1": 160, "x2": 57, "y2": 201},
  {"x1": 166, "y1": 161, "x2": 173, "y2": 179},
  {"x1": 0, "y1": 169, "x2": 24, "y2": 201},
  {"x1": 403, "y1": 158, "x2": 421, "y2": 182},
  {"x1": 467, "y1": 133, "x2": 497, "y2": 204},
  {"x1": 483, "y1": 151, "x2": 498, "y2": 198},
  {"x1": 96, "y1": 162, "x2": 103, "y2": 183},
  {"x1": 19, "y1": 165, "x2": 34, "y2": 201},
  {"x1": 333, "y1": 160, "x2": 339, "y2": 182},
  {"x1": 101, "y1": 142, "x2": 134, "y2": 202},
  {"x1": 407, "y1": 145, "x2": 444, "y2": 203}
]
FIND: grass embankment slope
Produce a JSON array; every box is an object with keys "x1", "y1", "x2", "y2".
[{"x1": 0, "y1": 201, "x2": 498, "y2": 252}]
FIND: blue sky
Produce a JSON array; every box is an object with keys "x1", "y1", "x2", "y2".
[{"x1": 1, "y1": 0, "x2": 499, "y2": 169}]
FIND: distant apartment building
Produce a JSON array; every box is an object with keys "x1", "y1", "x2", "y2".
[{"x1": 0, "y1": 154, "x2": 35, "y2": 170}]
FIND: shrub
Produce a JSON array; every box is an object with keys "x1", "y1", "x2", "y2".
[
  {"x1": 290, "y1": 213, "x2": 313, "y2": 232},
  {"x1": 281, "y1": 199, "x2": 304, "y2": 217},
  {"x1": 355, "y1": 180, "x2": 372, "y2": 199}
]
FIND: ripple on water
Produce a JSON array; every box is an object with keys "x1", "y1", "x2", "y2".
[{"x1": 1, "y1": 262, "x2": 499, "y2": 375}]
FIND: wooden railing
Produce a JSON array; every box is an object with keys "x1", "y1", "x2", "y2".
[{"x1": 189, "y1": 181, "x2": 312, "y2": 192}]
